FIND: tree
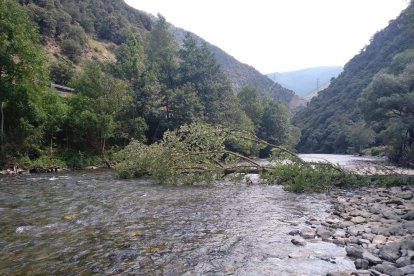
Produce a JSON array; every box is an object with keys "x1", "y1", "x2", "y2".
[
  {"x1": 70, "y1": 62, "x2": 131, "y2": 156},
  {"x1": 259, "y1": 101, "x2": 291, "y2": 146},
  {"x1": 359, "y1": 63, "x2": 414, "y2": 163},
  {"x1": 237, "y1": 85, "x2": 264, "y2": 127},
  {"x1": 0, "y1": 0, "x2": 48, "y2": 157},
  {"x1": 178, "y1": 33, "x2": 238, "y2": 126},
  {"x1": 344, "y1": 121, "x2": 375, "y2": 154},
  {"x1": 114, "y1": 122, "x2": 353, "y2": 193}
]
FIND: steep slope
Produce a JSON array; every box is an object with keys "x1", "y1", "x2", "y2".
[
  {"x1": 23, "y1": 0, "x2": 298, "y2": 110},
  {"x1": 267, "y1": 66, "x2": 343, "y2": 97},
  {"x1": 172, "y1": 28, "x2": 301, "y2": 108},
  {"x1": 293, "y1": 4, "x2": 414, "y2": 153}
]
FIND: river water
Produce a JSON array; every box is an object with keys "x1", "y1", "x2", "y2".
[{"x1": 0, "y1": 155, "x2": 364, "y2": 275}]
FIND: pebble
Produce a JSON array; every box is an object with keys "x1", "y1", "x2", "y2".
[{"x1": 323, "y1": 186, "x2": 414, "y2": 275}]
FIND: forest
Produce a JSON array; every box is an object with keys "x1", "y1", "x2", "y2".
[
  {"x1": 1, "y1": 0, "x2": 414, "y2": 179},
  {"x1": 0, "y1": 0, "x2": 299, "y2": 169}
]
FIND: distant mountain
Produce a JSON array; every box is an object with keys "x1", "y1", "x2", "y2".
[
  {"x1": 267, "y1": 66, "x2": 343, "y2": 98},
  {"x1": 172, "y1": 28, "x2": 303, "y2": 109}
]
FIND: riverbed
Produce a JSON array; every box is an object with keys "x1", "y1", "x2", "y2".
[{"x1": 0, "y1": 166, "x2": 357, "y2": 275}]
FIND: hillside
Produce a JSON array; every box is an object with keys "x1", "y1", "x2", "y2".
[
  {"x1": 293, "y1": 3, "x2": 414, "y2": 154},
  {"x1": 21, "y1": 0, "x2": 297, "y2": 109},
  {"x1": 267, "y1": 66, "x2": 343, "y2": 98},
  {"x1": 1, "y1": 0, "x2": 302, "y2": 165}
]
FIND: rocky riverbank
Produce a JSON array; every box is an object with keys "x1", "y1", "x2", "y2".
[{"x1": 290, "y1": 185, "x2": 414, "y2": 275}]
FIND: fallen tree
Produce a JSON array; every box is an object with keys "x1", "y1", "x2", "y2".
[{"x1": 114, "y1": 122, "x2": 413, "y2": 192}]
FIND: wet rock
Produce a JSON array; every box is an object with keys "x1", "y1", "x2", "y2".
[
  {"x1": 346, "y1": 245, "x2": 364, "y2": 259},
  {"x1": 317, "y1": 227, "x2": 332, "y2": 240},
  {"x1": 300, "y1": 228, "x2": 316, "y2": 239},
  {"x1": 291, "y1": 237, "x2": 307, "y2": 246},
  {"x1": 355, "y1": 258, "x2": 369, "y2": 269},
  {"x1": 379, "y1": 242, "x2": 401, "y2": 262},
  {"x1": 362, "y1": 250, "x2": 382, "y2": 265}
]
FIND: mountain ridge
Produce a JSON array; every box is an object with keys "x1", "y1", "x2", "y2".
[{"x1": 267, "y1": 66, "x2": 343, "y2": 98}]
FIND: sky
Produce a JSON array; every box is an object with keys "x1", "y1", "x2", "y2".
[{"x1": 124, "y1": 0, "x2": 409, "y2": 73}]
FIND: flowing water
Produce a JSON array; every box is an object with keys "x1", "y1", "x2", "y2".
[{"x1": 0, "y1": 155, "x2": 362, "y2": 275}]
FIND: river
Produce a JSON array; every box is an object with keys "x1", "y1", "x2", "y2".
[{"x1": 0, "y1": 154, "x2": 377, "y2": 275}]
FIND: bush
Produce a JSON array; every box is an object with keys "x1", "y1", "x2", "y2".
[{"x1": 61, "y1": 39, "x2": 82, "y2": 63}]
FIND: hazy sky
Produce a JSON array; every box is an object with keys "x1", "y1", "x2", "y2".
[{"x1": 124, "y1": 0, "x2": 409, "y2": 73}]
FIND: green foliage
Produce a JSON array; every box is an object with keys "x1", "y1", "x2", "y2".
[
  {"x1": 344, "y1": 121, "x2": 375, "y2": 154},
  {"x1": 359, "y1": 62, "x2": 414, "y2": 163},
  {"x1": 0, "y1": 0, "x2": 49, "y2": 158},
  {"x1": 50, "y1": 58, "x2": 74, "y2": 85},
  {"x1": 69, "y1": 62, "x2": 132, "y2": 156},
  {"x1": 61, "y1": 39, "x2": 82, "y2": 63}
]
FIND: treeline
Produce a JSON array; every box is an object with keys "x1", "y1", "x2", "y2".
[
  {"x1": 294, "y1": 2, "x2": 414, "y2": 164},
  {"x1": 0, "y1": 1, "x2": 298, "y2": 168}
]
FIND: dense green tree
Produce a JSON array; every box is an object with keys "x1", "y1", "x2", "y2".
[
  {"x1": 179, "y1": 33, "x2": 238, "y2": 125},
  {"x1": 70, "y1": 62, "x2": 131, "y2": 156},
  {"x1": 259, "y1": 101, "x2": 291, "y2": 146},
  {"x1": 344, "y1": 121, "x2": 375, "y2": 154},
  {"x1": 359, "y1": 63, "x2": 414, "y2": 163},
  {"x1": 0, "y1": 0, "x2": 48, "y2": 158},
  {"x1": 237, "y1": 85, "x2": 264, "y2": 127}
]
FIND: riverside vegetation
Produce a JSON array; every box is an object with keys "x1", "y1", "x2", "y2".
[{"x1": 1, "y1": 0, "x2": 414, "y2": 193}]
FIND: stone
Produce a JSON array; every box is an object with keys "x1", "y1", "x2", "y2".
[
  {"x1": 401, "y1": 239, "x2": 414, "y2": 251},
  {"x1": 382, "y1": 211, "x2": 400, "y2": 221},
  {"x1": 399, "y1": 265, "x2": 414, "y2": 275},
  {"x1": 346, "y1": 245, "x2": 364, "y2": 259},
  {"x1": 351, "y1": 216, "x2": 367, "y2": 224},
  {"x1": 288, "y1": 229, "x2": 301, "y2": 236},
  {"x1": 300, "y1": 228, "x2": 316, "y2": 239},
  {"x1": 334, "y1": 229, "x2": 347, "y2": 238},
  {"x1": 372, "y1": 263, "x2": 398, "y2": 275},
  {"x1": 326, "y1": 272, "x2": 353, "y2": 276},
  {"x1": 362, "y1": 250, "x2": 382, "y2": 265},
  {"x1": 355, "y1": 258, "x2": 369, "y2": 269},
  {"x1": 390, "y1": 268, "x2": 404, "y2": 276},
  {"x1": 317, "y1": 227, "x2": 332, "y2": 240},
  {"x1": 403, "y1": 210, "x2": 414, "y2": 221},
  {"x1": 400, "y1": 191, "x2": 413, "y2": 200},
  {"x1": 396, "y1": 256, "x2": 413, "y2": 267},
  {"x1": 372, "y1": 235, "x2": 387, "y2": 245},
  {"x1": 379, "y1": 242, "x2": 401, "y2": 262},
  {"x1": 288, "y1": 250, "x2": 309, "y2": 259},
  {"x1": 326, "y1": 217, "x2": 341, "y2": 225},
  {"x1": 351, "y1": 270, "x2": 371, "y2": 276},
  {"x1": 291, "y1": 237, "x2": 307, "y2": 246}
]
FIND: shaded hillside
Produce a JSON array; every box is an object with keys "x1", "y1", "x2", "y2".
[
  {"x1": 293, "y1": 3, "x2": 414, "y2": 153},
  {"x1": 267, "y1": 66, "x2": 343, "y2": 98},
  {"x1": 171, "y1": 28, "x2": 300, "y2": 108}
]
